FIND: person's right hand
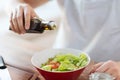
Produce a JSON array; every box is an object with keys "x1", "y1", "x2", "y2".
[
  {"x1": 10, "y1": 4, "x2": 38, "y2": 34},
  {"x1": 91, "y1": 60, "x2": 120, "y2": 80}
]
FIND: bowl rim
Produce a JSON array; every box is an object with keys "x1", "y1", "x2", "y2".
[{"x1": 31, "y1": 48, "x2": 91, "y2": 73}]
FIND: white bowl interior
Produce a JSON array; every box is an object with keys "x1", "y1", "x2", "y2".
[{"x1": 31, "y1": 48, "x2": 90, "y2": 69}]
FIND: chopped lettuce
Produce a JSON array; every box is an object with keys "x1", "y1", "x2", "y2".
[
  {"x1": 76, "y1": 53, "x2": 88, "y2": 67},
  {"x1": 41, "y1": 53, "x2": 88, "y2": 72},
  {"x1": 41, "y1": 65, "x2": 52, "y2": 71}
]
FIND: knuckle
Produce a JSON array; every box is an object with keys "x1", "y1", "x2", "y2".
[
  {"x1": 25, "y1": 11, "x2": 30, "y2": 16},
  {"x1": 107, "y1": 60, "x2": 115, "y2": 65},
  {"x1": 12, "y1": 17, "x2": 16, "y2": 22},
  {"x1": 9, "y1": 25, "x2": 12, "y2": 28},
  {"x1": 22, "y1": 4, "x2": 29, "y2": 9},
  {"x1": 17, "y1": 15, "x2": 22, "y2": 20},
  {"x1": 9, "y1": 19, "x2": 12, "y2": 23},
  {"x1": 112, "y1": 67, "x2": 118, "y2": 72},
  {"x1": 117, "y1": 75, "x2": 120, "y2": 80},
  {"x1": 19, "y1": 5, "x2": 23, "y2": 9},
  {"x1": 17, "y1": 6, "x2": 21, "y2": 10},
  {"x1": 17, "y1": 4, "x2": 23, "y2": 9},
  {"x1": 24, "y1": 4, "x2": 29, "y2": 7}
]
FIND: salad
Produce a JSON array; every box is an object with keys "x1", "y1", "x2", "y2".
[{"x1": 40, "y1": 53, "x2": 88, "y2": 72}]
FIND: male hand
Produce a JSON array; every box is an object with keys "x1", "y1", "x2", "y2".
[
  {"x1": 10, "y1": 4, "x2": 38, "y2": 34},
  {"x1": 91, "y1": 60, "x2": 120, "y2": 80}
]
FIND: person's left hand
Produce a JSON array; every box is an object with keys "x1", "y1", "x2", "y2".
[{"x1": 91, "y1": 60, "x2": 120, "y2": 80}]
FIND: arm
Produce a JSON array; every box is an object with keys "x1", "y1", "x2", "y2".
[
  {"x1": 19, "y1": 0, "x2": 48, "y2": 8},
  {"x1": 9, "y1": 0, "x2": 48, "y2": 9}
]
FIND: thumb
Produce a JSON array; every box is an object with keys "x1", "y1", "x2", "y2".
[
  {"x1": 31, "y1": 10, "x2": 39, "y2": 18},
  {"x1": 37, "y1": 74, "x2": 46, "y2": 80},
  {"x1": 30, "y1": 72, "x2": 45, "y2": 80}
]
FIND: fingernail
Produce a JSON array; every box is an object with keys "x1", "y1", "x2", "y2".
[
  {"x1": 25, "y1": 24, "x2": 29, "y2": 30},
  {"x1": 22, "y1": 31, "x2": 25, "y2": 34}
]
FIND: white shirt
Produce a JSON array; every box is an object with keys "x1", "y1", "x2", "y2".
[{"x1": 54, "y1": 0, "x2": 120, "y2": 62}]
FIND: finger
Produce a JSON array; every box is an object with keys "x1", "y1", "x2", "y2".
[
  {"x1": 95, "y1": 64, "x2": 109, "y2": 72},
  {"x1": 10, "y1": 12, "x2": 15, "y2": 31},
  {"x1": 16, "y1": 5, "x2": 26, "y2": 34},
  {"x1": 30, "y1": 73, "x2": 45, "y2": 80},
  {"x1": 37, "y1": 74, "x2": 45, "y2": 80},
  {"x1": 91, "y1": 62, "x2": 104, "y2": 73},
  {"x1": 31, "y1": 10, "x2": 39, "y2": 18},
  {"x1": 24, "y1": 5, "x2": 30, "y2": 30},
  {"x1": 116, "y1": 75, "x2": 120, "y2": 80},
  {"x1": 95, "y1": 60, "x2": 115, "y2": 72},
  {"x1": 105, "y1": 64, "x2": 120, "y2": 80},
  {"x1": 94, "y1": 62, "x2": 104, "y2": 69},
  {"x1": 12, "y1": 9, "x2": 21, "y2": 34},
  {"x1": 105, "y1": 69, "x2": 117, "y2": 79}
]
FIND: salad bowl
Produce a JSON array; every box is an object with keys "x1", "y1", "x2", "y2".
[{"x1": 31, "y1": 48, "x2": 90, "y2": 80}]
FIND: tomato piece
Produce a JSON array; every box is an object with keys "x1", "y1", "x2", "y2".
[{"x1": 49, "y1": 62, "x2": 60, "y2": 69}]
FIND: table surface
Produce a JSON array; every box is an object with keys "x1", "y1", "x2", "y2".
[
  {"x1": 8, "y1": 66, "x2": 33, "y2": 80},
  {"x1": 7, "y1": 61, "x2": 94, "y2": 80}
]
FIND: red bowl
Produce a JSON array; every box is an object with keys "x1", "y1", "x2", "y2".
[{"x1": 31, "y1": 48, "x2": 90, "y2": 80}]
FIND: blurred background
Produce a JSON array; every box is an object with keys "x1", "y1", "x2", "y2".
[{"x1": 0, "y1": 0, "x2": 61, "y2": 72}]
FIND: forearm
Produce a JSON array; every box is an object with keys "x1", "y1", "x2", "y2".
[
  {"x1": 6, "y1": 0, "x2": 48, "y2": 14},
  {"x1": 19, "y1": 0, "x2": 48, "y2": 8}
]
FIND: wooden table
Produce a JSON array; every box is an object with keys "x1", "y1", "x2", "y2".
[{"x1": 7, "y1": 61, "x2": 95, "y2": 80}]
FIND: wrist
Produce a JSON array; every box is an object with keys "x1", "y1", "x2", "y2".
[{"x1": 22, "y1": 0, "x2": 48, "y2": 8}]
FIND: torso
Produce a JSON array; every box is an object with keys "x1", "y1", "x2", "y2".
[{"x1": 54, "y1": 0, "x2": 120, "y2": 62}]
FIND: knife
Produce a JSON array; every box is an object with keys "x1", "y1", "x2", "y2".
[{"x1": 0, "y1": 56, "x2": 12, "y2": 80}]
